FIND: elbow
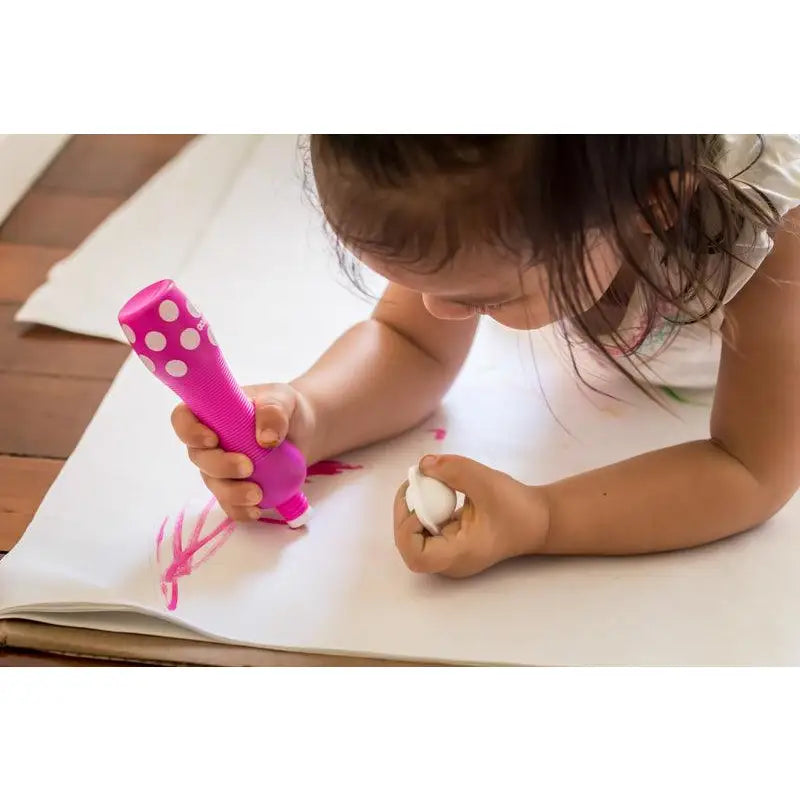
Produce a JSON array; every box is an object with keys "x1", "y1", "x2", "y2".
[
  {"x1": 751, "y1": 483, "x2": 798, "y2": 526},
  {"x1": 726, "y1": 481, "x2": 794, "y2": 534},
  {"x1": 710, "y1": 438, "x2": 799, "y2": 529}
]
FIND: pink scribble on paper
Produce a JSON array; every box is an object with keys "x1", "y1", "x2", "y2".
[
  {"x1": 155, "y1": 496, "x2": 236, "y2": 611},
  {"x1": 428, "y1": 428, "x2": 447, "y2": 441},
  {"x1": 157, "y1": 460, "x2": 365, "y2": 590},
  {"x1": 306, "y1": 459, "x2": 363, "y2": 478}
]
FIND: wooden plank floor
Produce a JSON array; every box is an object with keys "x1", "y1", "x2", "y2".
[{"x1": 0, "y1": 135, "x2": 194, "y2": 666}]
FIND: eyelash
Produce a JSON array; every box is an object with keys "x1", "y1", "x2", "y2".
[{"x1": 470, "y1": 301, "x2": 511, "y2": 314}]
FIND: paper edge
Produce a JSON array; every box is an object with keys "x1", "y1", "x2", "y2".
[
  {"x1": 0, "y1": 618, "x2": 476, "y2": 666},
  {"x1": 0, "y1": 134, "x2": 70, "y2": 224}
]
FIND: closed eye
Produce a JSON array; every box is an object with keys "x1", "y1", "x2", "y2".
[{"x1": 469, "y1": 299, "x2": 516, "y2": 314}]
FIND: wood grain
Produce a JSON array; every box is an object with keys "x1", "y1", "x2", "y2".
[
  {"x1": 0, "y1": 191, "x2": 125, "y2": 249},
  {"x1": 0, "y1": 243, "x2": 70, "y2": 303},
  {"x1": 0, "y1": 455, "x2": 62, "y2": 551},
  {"x1": 0, "y1": 372, "x2": 112, "y2": 459},
  {"x1": 37, "y1": 135, "x2": 195, "y2": 195},
  {"x1": 0, "y1": 305, "x2": 128, "y2": 379}
]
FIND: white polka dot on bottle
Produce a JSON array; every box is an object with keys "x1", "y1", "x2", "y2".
[
  {"x1": 121, "y1": 324, "x2": 136, "y2": 343},
  {"x1": 186, "y1": 301, "x2": 201, "y2": 318},
  {"x1": 166, "y1": 359, "x2": 188, "y2": 377},
  {"x1": 208, "y1": 328, "x2": 217, "y2": 346},
  {"x1": 145, "y1": 331, "x2": 167, "y2": 351},
  {"x1": 159, "y1": 300, "x2": 179, "y2": 322},
  {"x1": 139, "y1": 354, "x2": 156, "y2": 372},
  {"x1": 180, "y1": 328, "x2": 201, "y2": 350}
]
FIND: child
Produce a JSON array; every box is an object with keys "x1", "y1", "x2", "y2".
[{"x1": 171, "y1": 135, "x2": 800, "y2": 578}]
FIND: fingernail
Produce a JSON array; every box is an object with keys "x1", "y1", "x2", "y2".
[
  {"x1": 259, "y1": 429, "x2": 279, "y2": 447},
  {"x1": 420, "y1": 455, "x2": 437, "y2": 469},
  {"x1": 238, "y1": 460, "x2": 252, "y2": 477},
  {"x1": 248, "y1": 508, "x2": 261, "y2": 520},
  {"x1": 247, "y1": 489, "x2": 261, "y2": 503}
]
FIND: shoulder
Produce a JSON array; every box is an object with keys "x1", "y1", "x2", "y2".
[
  {"x1": 718, "y1": 134, "x2": 800, "y2": 218},
  {"x1": 716, "y1": 135, "x2": 800, "y2": 304}
]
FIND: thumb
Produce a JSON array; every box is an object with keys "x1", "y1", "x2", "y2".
[
  {"x1": 249, "y1": 385, "x2": 297, "y2": 448},
  {"x1": 419, "y1": 454, "x2": 494, "y2": 499}
]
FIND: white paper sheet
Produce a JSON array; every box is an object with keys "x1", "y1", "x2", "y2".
[
  {"x1": 0, "y1": 134, "x2": 69, "y2": 225},
  {"x1": 15, "y1": 134, "x2": 261, "y2": 341},
  {"x1": 2, "y1": 134, "x2": 800, "y2": 665}
]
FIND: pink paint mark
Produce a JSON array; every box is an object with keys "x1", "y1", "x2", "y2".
[
  {"x1": 155, "y1": 516, "x2": 168, "y2": 561},
  {"x1": 254, "y1": 460, "x2": 362, "y2": 526},
  {"x1": 428, "y1": 427, "x2": 447, "y2": 441},
  {"x1": 155, "y1": 496, "x2": 236, "y2": 612},
  {"x1": 305, "y1": 459, "x2": 363, "y2": 479}
]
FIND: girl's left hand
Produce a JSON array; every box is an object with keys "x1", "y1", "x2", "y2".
[{"x1": 393, "y1": 454, "x2": 550, "y2": 578}]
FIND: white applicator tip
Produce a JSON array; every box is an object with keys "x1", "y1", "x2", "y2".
[{"x1": 285, "y1": 506, "x2": 313, "y2": 529}]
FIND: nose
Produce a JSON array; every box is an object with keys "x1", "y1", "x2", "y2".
[{"x1": 422, "y1": 294, "x2": 477, "y2": 321}]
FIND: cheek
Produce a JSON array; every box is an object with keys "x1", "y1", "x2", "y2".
[
  {"x1": 421, "y1": 294, "x2": 477, "y2": 321},
  {"x1": 490, "y1": 302, "x2": 552, "y2": 331},
  {"x1": 583, "y1": 238, "x2": 621, "y2": 303},
  {"x1": 490, "y1": 280, "x2": 554, "y2": 331}
]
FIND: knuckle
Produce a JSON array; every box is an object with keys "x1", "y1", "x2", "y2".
[
  {"x1": 227, "y1": 505, "x2": 249, "y2": 522},
  {"x1": 259, "y1": 402, "x2": 289, "y2": 423},
  {"x1": 217, "y1": 480, "x2": 243, "y2": 504},
  {"x1": 171, "y1": 409, "x2": 191, "y2": 439},
  {"x1": 407, "y1": 557, "x2": 428, "y2": 574},
  {"x1": 219, "y1": 453, "x2": 245, "y2": 478},
  {"x1": 235, "y1": 482, "x2": 261, "y2": 505}
]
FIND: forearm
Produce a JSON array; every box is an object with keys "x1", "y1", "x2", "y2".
[
  {"x1": 539, "y1": 440, "x2": 785, "y2": 555},
  {"x1": 292, "y1": 318, "x2": 457, "y2": 462}
]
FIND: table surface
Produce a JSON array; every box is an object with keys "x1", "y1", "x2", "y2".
[{"x1": 0, "y1": 136, "x2": 405, "y2": 667}]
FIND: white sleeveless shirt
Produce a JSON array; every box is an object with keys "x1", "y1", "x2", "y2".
[{"x1": 598, "y1": 134, "x2": 800, "y2": 389}]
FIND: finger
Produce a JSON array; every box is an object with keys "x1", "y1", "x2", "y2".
[
  {"x1": 250, "y1": 386, "x2": 297, "y2": 448},
  {"x1": 188, "y1": 447, "x2": 253, "y2": 480},
  {"x1": 395, "y1": 517, "x2": 455, "y2": 574},
  {"x1": 202, "y1": 474, "x2": 262, "y2": 509},
  {"x1": 393, "y1": 508, "x2": 427, "y2": 572},
  {"x1": 222, "y1": 503, "x2": 262, "y2": 523},
  {"x1": 438, "y1": 506, "x2": 466, "y2": 543},
  {"x1": 393, "y1": 480, "x2": 414, "y2": 527},
  {"x1": 393, "y1": 487, "x2": 455, "y2": 574},
  {"x1": 418, "y1": 454, "x2": 494, "y2": 500},
  {"x1": 171, "y1": 404, "x2": 218, "y2": 448}
]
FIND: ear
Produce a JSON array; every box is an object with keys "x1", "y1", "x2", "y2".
[{"x1": 635, "y1": 169, "x2": 697, "y2": 234}]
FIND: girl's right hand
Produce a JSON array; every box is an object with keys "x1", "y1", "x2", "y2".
[{"x1": 170, "y1": 383, "x2": 318, "y2": 522}]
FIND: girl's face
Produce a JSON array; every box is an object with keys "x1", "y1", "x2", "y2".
[{"x1": 357, "y1": 233, "x2": 622, "y2": 331}]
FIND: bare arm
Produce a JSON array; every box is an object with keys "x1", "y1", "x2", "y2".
[
  {"x1": 540, "y1": 208, "x2": 800, "y2": 555},
  {"x1": 293, "y1": 282, "x2": 477, "y2": 463}
]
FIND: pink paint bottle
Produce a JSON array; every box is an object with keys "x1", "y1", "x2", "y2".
[{"x1": 118, "y1": 279, "x2": 312, "y2": 528}]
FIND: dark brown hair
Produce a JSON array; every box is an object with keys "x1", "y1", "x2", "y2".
[{"x1": 307, "y1": 135, "x2": 778, "y2": 392}]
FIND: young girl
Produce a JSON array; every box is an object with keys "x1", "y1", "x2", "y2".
[{"x1": 171, "y1": 135, "x2": 800, "y2": 578}]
